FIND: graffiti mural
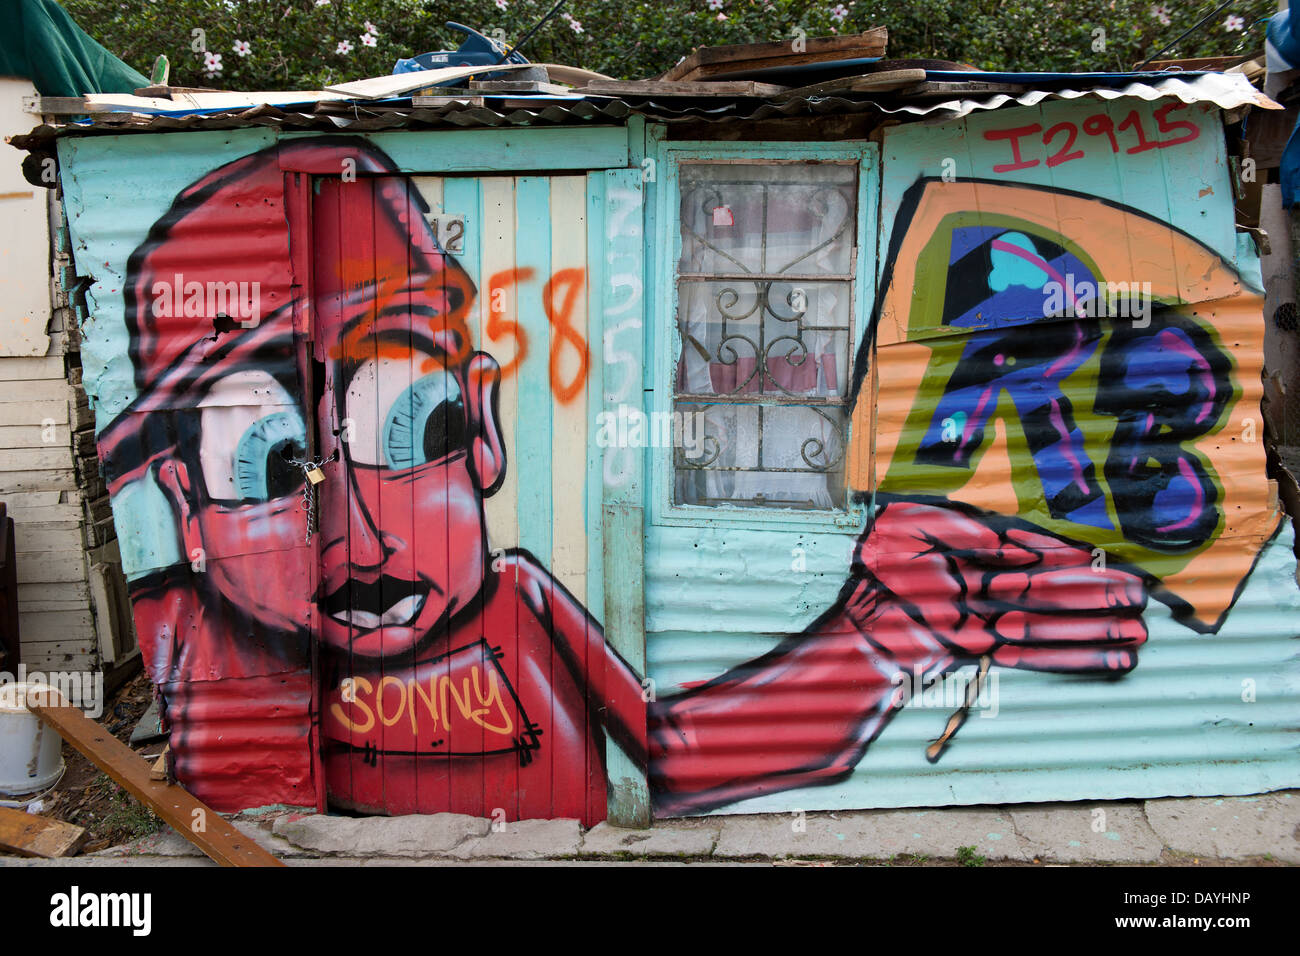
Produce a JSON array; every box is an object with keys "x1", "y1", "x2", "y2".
[
  {"x1": 648, "y1": 175, "x2": 1281, "y2": 815},
  {"x1": 82, "y1": 131, "x2": 1289, "y2": 823}
]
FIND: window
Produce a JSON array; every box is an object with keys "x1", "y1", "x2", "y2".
[{"x1": 672, "y1": 161, "x2": 858, "y2": 511}]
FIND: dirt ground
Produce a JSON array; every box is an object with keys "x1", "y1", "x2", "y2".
[{"x1": 32, "y1": 666, "x2": 164, "y2": 851}]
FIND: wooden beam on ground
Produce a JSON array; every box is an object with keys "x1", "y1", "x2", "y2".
[
  {"x1": 661, "y1": 27, "x2": 888, "y2": 82},
  {"x1": 26, "y1": 700, "x2": 284, "y2": 867},
  {"x1": 0, "y1": 805, "x2": 86, "y2": 858}
]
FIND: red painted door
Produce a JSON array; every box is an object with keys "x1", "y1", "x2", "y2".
[{"x1": 308, "y1": 174, "x2": 626, "y2": 824}]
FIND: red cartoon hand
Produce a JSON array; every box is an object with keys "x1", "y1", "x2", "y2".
[{"x1": 848, "y1": 501, "x2": 1147, "y2": 674}]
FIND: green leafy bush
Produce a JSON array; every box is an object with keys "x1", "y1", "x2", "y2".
[{"x1": 63, "y1": 0, "x2": 1277, "y2": 91}]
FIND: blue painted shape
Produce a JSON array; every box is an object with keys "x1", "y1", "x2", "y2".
[
  {"x1": 114, "y1": 473, "x2": 182, "y2": 579},
  {"x1": 987, "y1": 232, "x2": 1050, "y2": 292}
]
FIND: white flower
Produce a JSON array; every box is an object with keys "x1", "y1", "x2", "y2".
[
  {"x1": 830, "y1": 3, "x2": 849, "y2": 21},
  {"x1": 360, "y1": 33, "x2": 377, "y2": 47},
  {"x1": 315, "y1": 0, "x2": 330, "y2": 6},
  {"x1": 495, "y1": 0, "x2": 508, "y2": 10},
  {"x1": 364, "y1": 20, "x2": 379, "y2": 35},
  {"x1": 707, "y1": 0, "x2": 723, "y2": 9},
  {"x1": 203, "y1": 51, "x2": 223, "y2": 75},
  {"x1": 1224, "y1": 14, "x2": 1245, "y2": 31},
  {"x1": 232, "y1": 39, "x2": 251, "y2": 57},
  {"x1": 336, "y1": 40, "x2": 353, "y2": 54},
  {"x1": 716, "y1": 12, "x2": 727, "y2": 20},
  {"x1": 1149, "y1": 4, "x2": 1171, "y2": 26}
]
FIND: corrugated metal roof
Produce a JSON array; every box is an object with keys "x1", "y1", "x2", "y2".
[
  {"x1": 9, "y1": 71, "x2": 1279, "y2": 152},
  {"x1": 873, "y1": 72, "x2": 1281, "y2": 118}
]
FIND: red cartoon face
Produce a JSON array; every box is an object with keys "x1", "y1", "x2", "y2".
[
  {"x1": 158, "y1": 308, "x2": 505, "y2": 660},
  {"x1": 313, "y1": 334, "x2": 503, "y2": 658}
]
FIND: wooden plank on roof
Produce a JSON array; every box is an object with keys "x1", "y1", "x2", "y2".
[
  {"x1": 0, "y1": 806, "x2": 87, "y2": 858},
  {"x1": 408, "y1": 95, "x2": 487, "y2": 108},
  {"x1": 26, "y1": 700, "x2": 285, "y2": 867},
  {"x1": 1144, "y1": 56, "x2": 1253, "y2": 71},
  {"x1": 779, "y1": 68, "x2": 928, "y2": 98},
  {"x1": 895, "y1": 79, "x2": 1030, "y2": 97},
  {"x1": 326, "y1": 62, "x2": 613, "y2": 100},
  {"x1": 469, "y1": 79, "x2": 574, "y2": 95},
  {"x1": 662, "y1": 27, "x2": 888, "y2": 82},
  {"x1": 580, "y1": 79, "x2": 789, "y2": 97}
]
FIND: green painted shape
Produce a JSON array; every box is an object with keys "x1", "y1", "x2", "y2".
[{"x1": 597, "y1": 167, "x2": 650, "y2": 827}]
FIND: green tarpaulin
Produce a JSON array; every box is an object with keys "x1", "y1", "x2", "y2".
[{"x1": 0, "y1": 0, "x2": 148, "y2": 97}]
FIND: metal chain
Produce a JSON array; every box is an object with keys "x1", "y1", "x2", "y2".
[{"x1": 285, "y1": 450, "x2": 339, "y2": 544}]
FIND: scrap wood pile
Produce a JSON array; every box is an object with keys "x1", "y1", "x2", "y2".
[
  {"x1": 37, "y1": 20, "x2": 1277, "y2": 123},
  {"x1": 0, "y1": 677, "x2": 283, "y2": 866}
]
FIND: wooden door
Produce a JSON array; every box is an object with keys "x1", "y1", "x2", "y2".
[{"x1": 309, "y1": 174, "x2": 641, "y2": 825}]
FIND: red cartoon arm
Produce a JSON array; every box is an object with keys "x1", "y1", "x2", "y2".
[
  {"x1": 648, "y1": 598, "x2": 938, "y2": 816},
  {"x1": 649, "y1": 501, "x2": 1148, "y2": 815},
  {"x1": 518, "y1": 556, "x2": 648, "y2": 766}
]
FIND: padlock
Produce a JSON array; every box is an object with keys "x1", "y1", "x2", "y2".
[{"x1": 306, "y1": 466, "x2": 325, "y2": 485}]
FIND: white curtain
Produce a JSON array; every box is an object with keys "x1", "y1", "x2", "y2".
[{"x1": 674, "y1": 163, "x2": 855, "y2": 510}]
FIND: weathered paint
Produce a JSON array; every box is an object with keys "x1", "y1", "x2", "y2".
[{"x1": 53, "y1": 94, "x2": 1300, "y2": 824}]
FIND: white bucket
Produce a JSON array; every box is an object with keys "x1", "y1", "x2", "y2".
[{"x1": 0, "y1": 683, "x2": 67, "y2": 798}]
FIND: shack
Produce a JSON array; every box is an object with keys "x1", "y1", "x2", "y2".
[{"x1": 14, "y1": 32, "x2": 1300, "y2": 827}]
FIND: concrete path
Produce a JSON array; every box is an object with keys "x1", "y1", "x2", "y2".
[{"x1": 3, "y1": 791, "x2": 1296, "y2": 866}]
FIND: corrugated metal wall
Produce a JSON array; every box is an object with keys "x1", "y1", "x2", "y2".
[
  {"x1": 645, "y1": 99, "x2": 1300, "y2": 816},
  {"x1": 57, "y1": 129, "x2": 644, "y2": 819},
  {"x1": 57, "y1": 100, "x2": 1300, "y2": 823}
]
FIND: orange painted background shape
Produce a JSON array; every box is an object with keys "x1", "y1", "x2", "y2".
[{"x1": 859, "y1": 179, "x2": 1275, "y2": 628}]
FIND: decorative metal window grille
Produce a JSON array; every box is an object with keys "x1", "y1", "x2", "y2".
[{"x1": 673, "y1": 161, "x2": 858, "y2": 510}]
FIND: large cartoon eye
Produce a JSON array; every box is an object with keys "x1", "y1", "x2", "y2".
[
  {"x1": 233, "y1": 411, "x2": 307, "y2": 501},
  {"x1": 197, "y1": 370, "x2": 306, "y2": 504},
  {"x1": 381, "y1": 371, "x2": 466, "y2": 471}
]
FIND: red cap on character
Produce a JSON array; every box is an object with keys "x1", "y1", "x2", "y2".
[{"x1": 101, "y1": 139, "x2": 476, "y2": 488}]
